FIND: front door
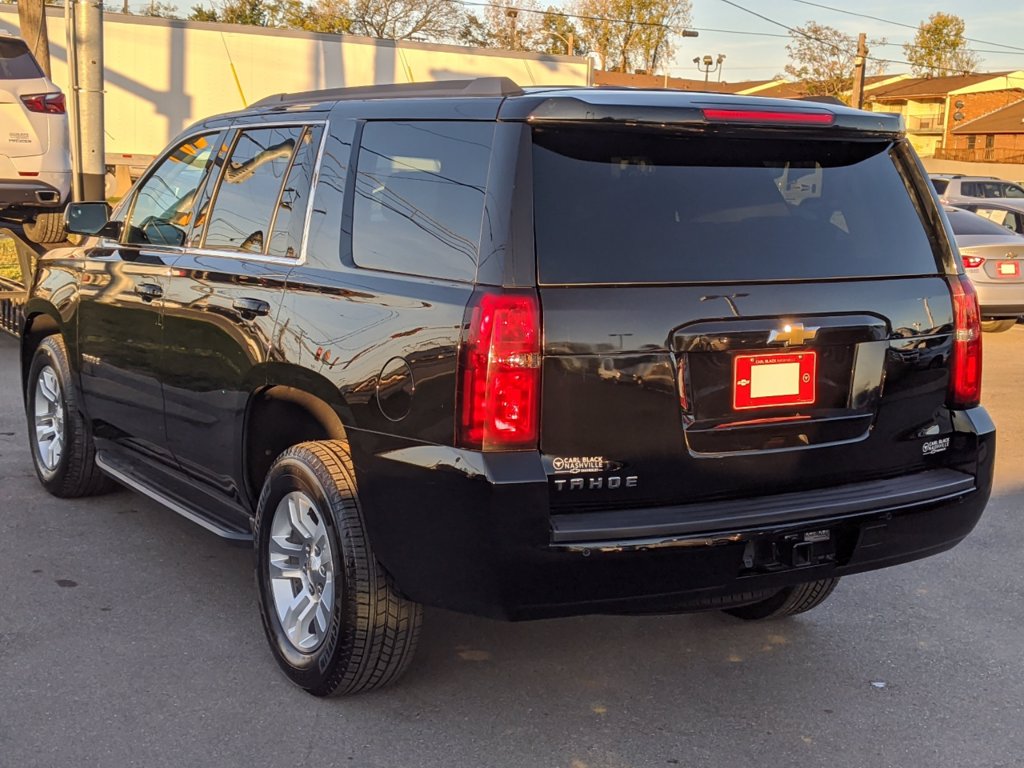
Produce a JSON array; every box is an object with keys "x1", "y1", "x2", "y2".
[
  {"x1": 77, "y1": 131, "x2": 223, "y2": 465},
  {"x1": 161, "y1": 123, "x2": 323, "y2": 510}
]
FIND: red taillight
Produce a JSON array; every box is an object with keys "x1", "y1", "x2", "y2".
[
  {"x1": 962, "y1": 255, "x2": 985, "y2": 269},
  {"x1": 457, "y1": 291, "x2": 541, "y2": 450},
  {"x1": 701, "y1": 108, "x2": 834, "y2": 126},
  {"x1": 948, "y1": 275, "x2": 982, "y2": 409},
  {"x1": 21, "y1": 93, "x2": 65, "y2": 114}
]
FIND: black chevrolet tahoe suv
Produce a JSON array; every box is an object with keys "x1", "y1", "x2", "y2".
[{"x1": 21, "y1": 78, "x2": 995, "y2": 696}]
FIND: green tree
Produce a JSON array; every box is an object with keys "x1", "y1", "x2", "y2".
[
  {"x1": 572, "y1": 0, "x2": 691, "y2": 73},
  {"x1": 537, "y1": 8, "x2": 582, "y2": 56},
  {"x1": 784, "y1": 22, "x2": 886, "y2": 100},
  {"x1": 904, "y1": 12, "x2": 979, "y2": 76},
  {"x1": 188, "y1": 4, "x2": 220, "y2": 20}
]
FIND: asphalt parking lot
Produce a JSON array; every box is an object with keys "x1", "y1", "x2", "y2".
[{"x1": 1, "y1": 328, "x2": 1023, "y2": 768}]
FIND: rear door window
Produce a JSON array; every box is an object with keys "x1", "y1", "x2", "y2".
[
  {"x1": 203, "y1": 125, "x2": 305, "y2": 255},
  {"x1": 532, "y1": 129, "x2": 940, "y2": 284},
  {"x1": 351, "y1": 121, "x2": 494, "y2": 282},
  {"x1": 0, "y1": 39, "x2": 43, "y2": 79}
]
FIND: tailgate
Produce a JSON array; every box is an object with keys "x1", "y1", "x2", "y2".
[
  {"x1": 540, "y1": 280, "x2": 955, "y2": 512},
  {"x1": 531, "y1": 125, "x2": 959, "y2": 515}
]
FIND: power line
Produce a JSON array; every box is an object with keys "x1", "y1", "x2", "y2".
[
  {"x1": 788, "y1": 0, "x2": 1024, "y2": 53},
  {"x1": 716, "y1": 0, "x2": 1000, "y2": 75}
]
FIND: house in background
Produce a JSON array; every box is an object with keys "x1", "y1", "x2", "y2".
[
  {"x1": 943, "y1": 100, "x2": 1024, "y2": 164},
  {"x1": 864, "y1": 71, "x2": 1024, "y2": 158}
]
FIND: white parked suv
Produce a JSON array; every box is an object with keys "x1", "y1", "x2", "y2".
[
  {"x1": 930, "y1": 174, "x2": 1024, "y2": 206},
  {"x1": 0, "y1": 34, "x2": 70, "y2": 243}
]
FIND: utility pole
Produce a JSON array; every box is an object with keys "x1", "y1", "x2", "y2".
[
  {"x1": 67, "y1": 0, "x2": 106, "y2": 201},
  {"x1": 851, "y1": 32, "x2": 868, "y2": 109},
  {"x1": 17, "y1": 0, "x2": 51, "y2": 77},
  {"x1": 505, "y1": 8, "x2": 518, "y2": 50}
]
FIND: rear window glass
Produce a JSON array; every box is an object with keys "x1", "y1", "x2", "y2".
[
  {"x1": 947, "y1": 209, "x2": 1022, "y2": 237},
  {"x1": 532, "y1": 129, "x2": 940, "y2": 284},
  {"x1": 931, "y1": 178, "x2": 949, "y2": 194},
  {"x1": 0, "y1": 39, "x2": 43, "y2": 79},
  {"x1": 352, "y1": 121, "x2": 493, "y2": 282}
]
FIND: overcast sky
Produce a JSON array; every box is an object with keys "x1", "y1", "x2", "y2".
[{"x1": 672, "y1": 1, "x2": 1024, "y2": 82}]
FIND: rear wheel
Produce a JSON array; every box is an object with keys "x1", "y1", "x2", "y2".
[
  {"x1": 23, "y1": 211, "x2": 66, "y2": 244},
  {"x1": 723, "y1": 578, "x2": 839, "y2": 621},
  {"x1": 981, "y1": 319, "x2": 1016, "y2": 333},
  {"x1": 26, "y1": 335, "x2": 114, "y2": 497},
  {"x1": 255, "y1": 440, "x2": 422, "y2": 696}
]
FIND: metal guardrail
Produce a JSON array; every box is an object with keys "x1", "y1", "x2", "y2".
[
  {"x1": 933, "y1": 147, "x2": 1024, "y2": 164},
  {"x1": 0, "y1": 228, "x2": 44, "y2": 337}
]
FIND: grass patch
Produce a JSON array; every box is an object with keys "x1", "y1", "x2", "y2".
[{"x1": 0, "y1": 237, "x2": 22, "y2": 282}]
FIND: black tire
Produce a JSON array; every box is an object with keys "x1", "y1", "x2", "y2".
[
  {"x1": 254, "y1": 440, "x2": 422, "y2": 696},
  {"x1": 981, "y1": 319, "x2": 1016, "y2": 333},
  {"x1": 25, "y1": 335, "x2": 115, "y2": 497},
  {"x1": 23, "y1": 211, "x2": 66, "y2": 244},
  {"x1": 723, "y1": 578, "x2": 840, "y2": 621}
]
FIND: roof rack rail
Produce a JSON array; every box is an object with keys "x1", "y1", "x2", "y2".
[{"x1": 253, "y1": 77, "x2": 524, "y2": 108}]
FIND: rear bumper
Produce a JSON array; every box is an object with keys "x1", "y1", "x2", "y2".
[
  {"x1": 356, "y1": 407, "x2": 995, "y2": 620},
  {"x1": 972, "y1": 281, "x2": 1024, "y2": 318},
  {"x1": 0, "y1": 174, "x2": 69, "y2": 210}
]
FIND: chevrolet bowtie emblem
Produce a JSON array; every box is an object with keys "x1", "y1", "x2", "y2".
[{"x1": 768, "y1": 322, "x2": 819, "y2": 347}]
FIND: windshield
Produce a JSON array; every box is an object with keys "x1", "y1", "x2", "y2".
[{"x1": 533, "y1": 128, "x2": 939, "y2": 284}]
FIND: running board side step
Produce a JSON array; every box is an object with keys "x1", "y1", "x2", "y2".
[{"x1": 96, "y1": 451, "x2": 253, "y2": 542}]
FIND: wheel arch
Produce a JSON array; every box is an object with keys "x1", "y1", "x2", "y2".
[
  {"x1": 20, "y1": 305, "x2": 63, "y2": 398},
  {"x1": 243, "y1": 381, "x2": 352, "y2": 506}
]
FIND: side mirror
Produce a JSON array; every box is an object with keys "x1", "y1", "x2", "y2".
[{"x1": 65, "y1": 202, "x2": 120, "y2": 238}]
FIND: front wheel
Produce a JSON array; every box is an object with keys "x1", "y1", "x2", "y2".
[
  {"x1": 254, "y1": 440, "x2": 422, "y2": 696},
  {"x1": 723, "y1": 578, "x2": 840, "y2": 621},
  {"x1": 26, "y1": 335, "x2": 114, "y2": 497}
]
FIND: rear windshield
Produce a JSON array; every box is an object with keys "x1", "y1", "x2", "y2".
[
  {"x1": 532, "y1": 129, "x2": 940, "y2": 284},
  {"x1": 947, "y1": 209, "x2": 1023, "y2": 237},
  {"x1": 0, "y1": 39, "x2": 43, "y2": 80}
]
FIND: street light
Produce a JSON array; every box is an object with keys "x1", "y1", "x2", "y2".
[
  {"x1": 693, "y1": 53, "x2": 726, "y2": 83},
  {"x1": 545, "y1": 30, "x2": 574, "y2": 56}
]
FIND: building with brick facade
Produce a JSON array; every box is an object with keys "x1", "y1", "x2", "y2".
[
  {"x1": 864, "y1": 72, "x2": 1024, "y2": 159},
  {"x1": 947, "y1": 100, "x2": 1024, "y2": 164}
]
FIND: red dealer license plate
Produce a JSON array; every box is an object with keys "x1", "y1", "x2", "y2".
[
  {"x1": 997, "y1": 261, "x2": 1020, "y2": 278},
  {"x1": 733, "y1": 351, "x2": 817, "y2": 410}
]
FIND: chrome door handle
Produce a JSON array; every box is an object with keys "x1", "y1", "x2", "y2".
[
  {"x1": 233, "y1": 297, "x2": 270, "y2": 317},
  {"x1": 134, "y1": 283, "x2": 163, "y2": 302}
]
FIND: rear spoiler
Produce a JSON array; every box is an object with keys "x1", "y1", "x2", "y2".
[{"x1": 501, "y1": 96, "x2": 905, "y2": 137}]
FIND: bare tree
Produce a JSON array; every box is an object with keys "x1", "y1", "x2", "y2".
[
  {"x1": 572, "y1": 0, "x2": 691, "y2": 73},
  {"x1": 346, "y1": 0, "x2": 461, "y2": 41},
  {"x1": 784, "y1": 22, "x2": 887, "y2": 100}
]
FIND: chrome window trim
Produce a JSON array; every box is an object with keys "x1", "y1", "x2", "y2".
[
  {"x1": 121, "y1": 128, "x2": 225, "y2": 248},
  {"x1": 198, "y1": 119, "x2": 328, "y2": 266},
  {"x1": 298, "y1": 121, "x2": 330, "y2": 265}
]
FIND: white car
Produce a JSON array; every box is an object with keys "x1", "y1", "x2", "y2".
[{"x1": 0, "y1": 33, "x2": 70, "y2": 243}]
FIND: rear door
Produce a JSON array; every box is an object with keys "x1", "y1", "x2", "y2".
[
  {"x1": 530, "y1": 125, "x2": 958, "y2": 514},
  {"x1": 161, "y1": 121, "x2": 323, "y2": 509}
]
